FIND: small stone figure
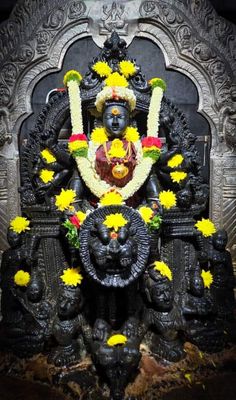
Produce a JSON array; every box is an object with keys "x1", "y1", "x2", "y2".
[
  {"x1": 144, "y1": 267, "x2": 185, "y2": 361},
  {"x1": 48, "y1": 285, "x2": 84, "y2": 367}
]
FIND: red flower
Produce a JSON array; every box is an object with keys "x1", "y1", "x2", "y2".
[
  {"x1": 69, "y1": 134, "x2": 87, "y2": 142},
  {"x1": 69, "y1": 215, "x2": 81, "y2": 229},
  {"x1": 141, "y1": 137, "x2": 162, "y2": 148}
]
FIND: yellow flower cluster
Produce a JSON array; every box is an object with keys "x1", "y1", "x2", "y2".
[
  {"x1": 159, "y1": 190, "x2": 176, "y2": 209},
  {"x1": 63, "y1": 70, "x2": 82, "y2": 86},
  {"x1": 108, "y1": 139, "x2": 126, "y2": 158},
  {"x1": 60, "y1": 267, "x2": 83, "y2": 286},
  {"x1": 100, "y1": 191, "x2": 123, "y2": 206},
  {"x1": 170, "y1": 171, "x2": 187, "y2": 183},
  {"x1": 138, "y1": 206, "x2": 154, "y2": 224},
  {"x1": 68, "y1": 140, "x2": 88, "y2": 153},
  {"x1": 75, "y1": 211, "x2": 87, "y2": 224},
  {"x1": 167, "y1": 154, "x2": 184, "y2": 168},
  {"x1": 41, "y1": 148, "x2": 56, "y2": 163},
  {"x1": 39, "y1": 169, "x2": 55, "y2": 183},
  {"x1": 14, "y1": 270, "x2": 30, "y2": 286},
  {"x1": 119, "y1": 60, "x2": 136, "y2": 78},
  {"x1": 107, "y1": 334, "x2": 127, "y2": 347},
  {"x1": 10, "y1": 216, "x2": 30, "y2": 234},
  {"x1": 90, "y1": 127, "x2": 108, "y2": 144},
  {"x1": 55, "y1": 189, "x2": 76, "y2": 211},
  {"x1": 195, "y1": 218, "x2": 216, "y2": 237},
  {"x1": 105, "y1": 72, "x2": 128, "y2": 87},
  {"x1": 153, "y1": 260, "x2": 172, "y2": 281},
  {"x1": 103, "y1": 213, "x2": 128, "y2": 232},
  {"x1": 124, "y1": 126, "x2": 140, "y2": 142},
  {"x1": 92, "y1": 61, "x2": 112, "y2": 77},
  {"x1": 201, "y1": 269, "x2": 213, "y2": 288}
]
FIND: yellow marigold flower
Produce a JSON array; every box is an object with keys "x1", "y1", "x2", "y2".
[
  {"x1": 195, "y1": 218, "x2": 216, "y2": 237},
  {"x1": 100, "y1": 191, "x2": 123, "y2": 206},
  {"x1": 167, "y1": 154, "x2": 184, "y2": 168},
  {"x1": 60, "y1": 268, "x2": 83, "y2": 286},
  {"x1": 39, "y1": 169, "x2": 55, "y2": 183},
  {"x1": 107, "y1": 334, "x2": 127, "y2": 347},
  {"x1": 103, "y1": 213, "x2": 128, "y2": 232},
  {"x1": 105, "y1": 72, "x2": 128, "y2": 87},
  {"x1": 170, "y1": 171, "x2": 187, "y2": 183},
  {"x1": 153, "y1": 260, "x2": 172, "y2": 281},
  {"x1": 55, "y1": 189, "x2": 76, "y2": 211},
  {"x1": 10, "y1": 216, "x2": 30, "y2": 234},
  {"x1": 14, "y1": 270, "x2": 30, "y2": 286},
  {"x1": 75, "y1": 211, "x2": 86, "y2": 224},
  {"x1": 90, "y1": 127, "x2": 108, "y2": 144},
  {"x1": 159, "y1": 190, "x2": 176, "y2": 209},
  {"x1": 138, "y1": 206, "x2": 154, "y2": 224},
  {"x1": 68, "y1": 140, "x2": 88, "y2": 153},
  {"x1": 41, "y1": 148, "x2": 56, "y2": 163},
  {"x1": 108, "y1": 139, "x2": 126, "y2": 158},
  {"x1": 92, "y1": 61, "x2": 112, "y2": 77},
  {"x1": 201, "y1": 269, "x2": 213, "y2": 288},
  {"x1": 119, "y1": 60, "x2": 136, "y2": 78},
  {"x1": 124, "y1": 126, "x2": 140, "y2": 142},
  {"x1": 63, "y1": 70, "x2": 82, "y2": 86},
  {"x1": 184, "y1": 373, "x2": 192, "y2": 384}
]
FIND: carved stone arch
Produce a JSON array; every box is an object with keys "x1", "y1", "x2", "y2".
[{"x1": 0, "y1": 0, "x2": 235, "y2": 269}]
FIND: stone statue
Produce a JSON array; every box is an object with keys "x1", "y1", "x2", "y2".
[{"x1": 0, "y1": 32, "x2": 235, "y2": 399}]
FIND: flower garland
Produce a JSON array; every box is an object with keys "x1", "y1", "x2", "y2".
[
  {"x1": 68, "y1": 134, "x2": 88, "y2": 157},
  {"x1": 147, "y1": 78, "x2": 167, "y2": 137},
  {"x1": 63, "y1": 210, "x2": 87, "y2": 249},
  {"x1": 95, "y1": 86, "x2": 136, "y2": 113},
  {"x1": 64, "y1": 70, "x2": 83, "y2": 133}
]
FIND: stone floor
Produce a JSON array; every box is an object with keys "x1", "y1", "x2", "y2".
[{"x1": 0, "y1": 343, "x2": 236, "y2": 399}]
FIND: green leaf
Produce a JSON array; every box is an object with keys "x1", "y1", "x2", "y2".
[
  {"x1": 73, "y1": 148, "x2": 88, "y2": 158},
  {"x1": 143, "y1": 150, "x2": 161, "y2": 162},
  {"x1": 149, "y1": 215, "x2": 162, "y2": 231}
]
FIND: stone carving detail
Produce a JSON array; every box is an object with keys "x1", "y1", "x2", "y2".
[
  {"x1": 68, "y1": 1, "x2": 87, "y2": 19},
  {"x1": 99, "y1": 2, "x2": 128, "y2": 35}
]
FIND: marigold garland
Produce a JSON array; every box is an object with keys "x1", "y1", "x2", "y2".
[
  {"x1": 153, "y1": 260, "x2": 172, "y2": 281},
  {"x1": 55, "y1": 189, "x2": 76, "y2": 211},
  {"x1": 170, "y1": 171, "x2": 187, "y2": 183},
  {"x1": 124, "y1": 126, "x2": 140, "y2": 142},
  {"x1": 100, "y1": 191, "x2": 123, "y2": 206},
  {"x1": 92, "y1": 61, "x2": 112, "y2": 77},
  {"x1": 10, "y1": 216, "x2": 30, "y2": 234},
  {"x1": 105, "y1": 72, "x2": 128, "y2": 87},
  {"x1": 39, "y1": 169, "x2": 55, "y2": 183},
  {"x1": 14, "y1": 270, "x2": 30, "y2": 286},
  {"x1": 41, "y1": 148, "x2": 56, "y2": 163},
  {"x1": 107, "y1": 334, "x2": 127, "y2": 347},
  {"x1": 103, "y1": 213, "x2": 128, "y2": 232},
  {"x1": 108, "y1": 139, "x2": 126, "y2": 158},
  {"x1": 95, "y1": 86, "x2": 136, "y2": 113},
  {"x1": 138, "y1": 206, "x2": 154, "y2": 224},
  {"x1": 195, "y1": 218, "x2": 216, "y2": 237},
  {"x1": 167, "y1": 154, "x2": 184, "y2": 168},
  {"x1": 119, "y1": 60, "x2": 136, "y2": 78},
  {"x1": 60, "y1": 268, "x2": 83, "y2": 286},
  {"x1": 159, "y1": 190, "x2": 176, "y2": 209},
  {"x1": 90, "y1": 127, "x2": 108, "y2": 144},
  {"x1": 201, "y1": 269, "x2": 213, "y2": 288}
]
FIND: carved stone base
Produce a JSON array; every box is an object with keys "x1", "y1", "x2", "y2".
[{"x1": 1, "y1": 343, "x2": 236, "y2": 399}]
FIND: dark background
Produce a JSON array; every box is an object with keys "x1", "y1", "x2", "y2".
[{"x1": 0, "y1": 0, "x2": 236, "y2": 24}]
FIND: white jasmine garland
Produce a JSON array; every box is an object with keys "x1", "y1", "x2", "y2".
[
  {"x1": 147, "y1": 86, "x2": 164, "y2": 137},
  {"x1": 95, "y1": 86, "x2": 136, "y2": 113},
  {"x1": 67, "y1": 80, "x2": 83, "y2": 133}
]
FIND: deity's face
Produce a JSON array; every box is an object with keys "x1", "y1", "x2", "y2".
[
  {"x1": 27, "y1": 281, "x2": 43, "y2": 303},
  {"x1": 151, "y1": 281, "x2": 174, "y2": 311},
  {"x1": 103, "y1": 103, "x2": 129, "y2": 139},
  {"x1": 57, "y1": 289, "x2": 80, "y2": 319},
  {"x1": 213, "y1": 230, "x2": 227, "y2": 251}
]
